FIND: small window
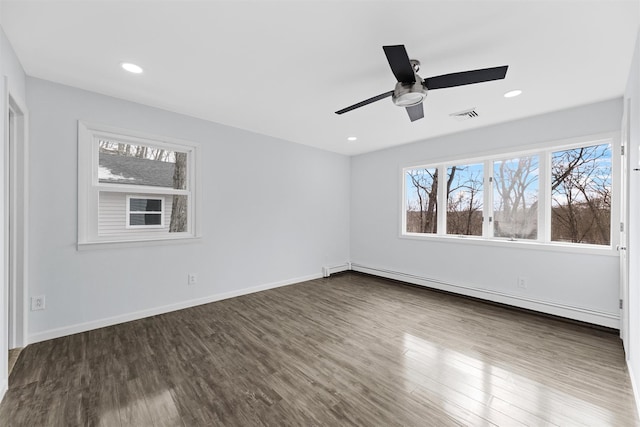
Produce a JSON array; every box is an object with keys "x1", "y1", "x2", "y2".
[
  {"x1": 551, "y1": 143, "x2": 611, "y2": 245},
  {"x1": 127, "y1": 197, "x2": 164, "y2": 228},
  {"x1": 446, "y1": 163, "x2": 484, "y2": 236},
  {"x1": 405, "y1": 167, "x2": 438, "y2": 234},
  {"x1": 78, "y1": 122, "x2": 200, "y2": 248},
  {"x1": 493, "y1": 155, "x2": 539, "y2": 240}
]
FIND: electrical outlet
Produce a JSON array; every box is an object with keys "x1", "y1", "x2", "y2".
[
  {"x1": 31, "y1": 295, "x2": 45, "y2": 311},
  {"x1": 188, "y1": 273, "x2": 198, "y2": 286},
  {"x1": 517, "y1": 276, "x2": 528, "y2": 289}
]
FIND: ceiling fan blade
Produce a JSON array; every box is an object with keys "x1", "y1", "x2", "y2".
[
  {"x1": 424, "y1": 65, "x2": 508, "y2": 90},
  {"x1": 335, "y1": 90, "x2": 394, "y2": 115},
  {"x1": 383, "y1": 45, "x2": 416, "y2": 83},
  {"x1": 406, "y1": 104, "x2": 424, "y2": 122}
]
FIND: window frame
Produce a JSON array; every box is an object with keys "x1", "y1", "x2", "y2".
[
  {"x1": 400, "y1": 133, "x2": 618, "y2": 256},
  {"x1": 404, "y1": 166, "x2": 440, "y2": 234},
  {"x1": 444, "y1": 162, "x2": 485, "y2": 237},
  {"x1": 126, "y1": 195, "x2": 165, "y2": 229},
  {"x1": 78, "y1": 121, "x2": 202, "y2": 249},
  {"x1": 490, "y1": 153, "x2": 541, "y2": 242},
  {"x1": 548, "y1": 143, "x2": 613, "y2": 245}
]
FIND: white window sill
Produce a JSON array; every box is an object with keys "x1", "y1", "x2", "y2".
[
  {"x1": 77, "y1": 235, "x2": 201, "y2": 251},
  {"x1": 399, "y1": 233, "x2": 618, "y2": 257}
]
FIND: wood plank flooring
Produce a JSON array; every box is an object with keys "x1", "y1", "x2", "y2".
[
  {"x1": 8, "y1": 348, "x2": 22, "y2": 376},
  {"x1": 0, "y1": 272, "x2": 637, "y2": 426}
]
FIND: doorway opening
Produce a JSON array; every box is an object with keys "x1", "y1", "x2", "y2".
[{"x1": 5, "y1": 92, "x2": 27, "y2": 377}]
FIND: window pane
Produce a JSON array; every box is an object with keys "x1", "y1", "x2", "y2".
[
  {"x1": 129, "y1": 198, "x2": 162, "y2": 212},
  {"x1": 168, "y1": 195, "x2": 188, "y2": 233},
  {"x1": 551, "y1": 143, "x2": 611, "y2": 245},
  {"x1": 405, "y1": 168, "x2": 438, "y2": 234},
  {"x1": 98, "y1": 139, "x2": 187, "y2": 189},
  {"x1": 446, "y1": 163, "x2": 483, "y2": 236},
  {"x1": 493, "y1": 156, "x2": 539, "y2": 239},
  {"x1": 129, "y1": 213, "x2": 162, "y2": 226}
]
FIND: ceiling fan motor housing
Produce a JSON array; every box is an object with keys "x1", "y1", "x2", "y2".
[{"x1": 392, "y1": 77, "x2": 427, "y2": 107}]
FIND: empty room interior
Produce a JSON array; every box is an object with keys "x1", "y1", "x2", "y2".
[{"x1": 1, "y1": 0, "x2": 640, "y2": 425}]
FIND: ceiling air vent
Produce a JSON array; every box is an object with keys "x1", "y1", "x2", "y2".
[{"x1": 450, "y1": 108, "x2": 479, "y2": 121}]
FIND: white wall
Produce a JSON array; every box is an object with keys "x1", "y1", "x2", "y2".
[
  {"x1": 0, "y1": 24, "x2": 27, "y2": 398},
  {"x1": 26, "y1": 77, "x2": 350, "y2": 342},
  {"x1": 351, "y1": 99, "x2": 622, "y2": 327},
  {"x1": 624, "y1": 28, "x2": 640, "y2": 415}
]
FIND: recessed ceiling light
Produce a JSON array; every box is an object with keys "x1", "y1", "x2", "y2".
[
  {"x1": 121, "y1": 62, "x2": 143, "y2": 74},
  {"x1": 504, "y1": 90, "x2": 522, "y2": 98},
  {"x1": 347, "y1": 136, "x2": 358, "y2": 141}
]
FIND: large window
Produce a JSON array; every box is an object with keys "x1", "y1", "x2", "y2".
[
  {"x1": 551, "y1": 143, "x2": 612, "y2": 245},
  {"x1": 405, "y1": 167, "x2": 438, "y2": 234},
  {"x1": 446, "y1": 163, "x2": 483, "y2": 236},
  {"x1": 493, "y1": 155, "x2": 539, "y2": 240},
  {"x1": 78, "y1": 122, "x2": 200, "y2": 247},
  {"x1": 403, "y1": 137, "x2": 615, "y2": 248}
]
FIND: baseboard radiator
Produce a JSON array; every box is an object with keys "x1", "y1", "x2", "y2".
[
  {"x1": 322, "y1": 262, "x2": 619, "y2": 329},
  {"x1": 322, "y1": 262, "x2": 351, "y2": 278}
]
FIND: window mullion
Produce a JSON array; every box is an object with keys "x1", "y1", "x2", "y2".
[
  {"x1": 484, "y1": 159, "x2": 493, "y2": 238},
  {"x1": 438, "y1": 165, "x2": 447, "y2": 235},
  {"x1": 97, "y1": 184, "x2": 189, "y2": 196},
  {"x1": 539, "y1": 151, "x2": 551, "y2": 243}
]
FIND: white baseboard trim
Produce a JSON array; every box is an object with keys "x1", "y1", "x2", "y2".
[
  {"x1": 627, "y1": 360, "x2": 640, "y2": 420},
  {"x1": 27, "y1": 272, "x2": 322, "y2": 344},
  {"x1": 352, "y1": 263, "x2": 620, "y2": 329},
  {"x1": 322, "y1": 262, "x2": 351, "y2": 277}
]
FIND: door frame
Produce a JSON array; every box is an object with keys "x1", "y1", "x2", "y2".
[
  {"x1": 620, "y1": 98, "x2": 631, "y2": 351},
  {"x1": 4, "y1": 79, "x2": 28, "y2": 351}
]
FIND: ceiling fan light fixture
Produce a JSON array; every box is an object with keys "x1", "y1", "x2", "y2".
[{"x1": 392, "y1": 80, "x2": 427, "y2": 107}]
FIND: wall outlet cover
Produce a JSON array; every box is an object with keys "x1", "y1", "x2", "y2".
[
  {"x1": 31, "y1": 295, "x2": 45, "y2": 311},
  {"x1": 188, "y1": 273, "x2": 198, "y2": 285},
  {"x1": 517, "y1": 277, "x2": 528, "y2": 289}
]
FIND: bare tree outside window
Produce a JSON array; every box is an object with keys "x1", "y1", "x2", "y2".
[
  {"x1": 551, "y1": 143, "x2": 611, "y2": 245},
  {"x1": 493, "y1": 156, "x2": 539, "y2": 239},
  {"x1": 406, "y1": 168, "x2": 438, "y2": 233},
  {"x1": 98, "y1": 140, "x2": 177, "y2": 163},
  {"x1": 446, "y1": 164, "x2": 484, "y2": 236},
  {"x1": 402, "y1": 140, "x2": 613, "y2": 246},
  {"x1": 170, "y1": 153, "x2": 188, "y2": 233}
]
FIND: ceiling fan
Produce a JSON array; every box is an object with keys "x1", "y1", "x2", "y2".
[{"x1": 335, "y1": 45, "x2": 508, "y2": 122}]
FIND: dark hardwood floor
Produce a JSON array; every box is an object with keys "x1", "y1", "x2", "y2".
[
  {"x1": 0, "y1": 272, "x2": 637, "y2": 426},
  {"x1": 7, "y1": 349, "x2": 22, "y2": 377}
]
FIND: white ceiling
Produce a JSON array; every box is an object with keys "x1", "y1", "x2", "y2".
[{"x1": 2, "y1": 1, "x2": 639, "y2": 155}]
